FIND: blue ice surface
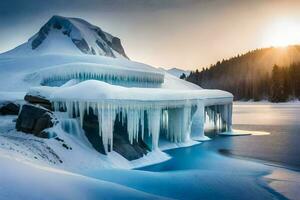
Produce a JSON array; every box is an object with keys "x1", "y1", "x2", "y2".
[{"x1": 83, "y1": 143, "x2": 288, "y2": 200}]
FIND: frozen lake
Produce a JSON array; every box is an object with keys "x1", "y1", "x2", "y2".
[
  {"x1": 142, "y1": 102, "x2": 300, "y2": 171},
  {"x1": 131, "y1": 102, "x2": 300, "y2": 199},
  {"x1": 231, "y1": 102, "x2": 300, "y2": 170}
]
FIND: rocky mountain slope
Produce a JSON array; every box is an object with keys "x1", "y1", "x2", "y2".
[{"x1": 2, "y1": 15, "x2": 128, "y2": 58}]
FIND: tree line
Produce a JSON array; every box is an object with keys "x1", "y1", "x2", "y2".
[{"x1": 186, "y1": 62, "x2": 300, "y2": 102}]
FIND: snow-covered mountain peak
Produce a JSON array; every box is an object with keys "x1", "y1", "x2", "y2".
[{"x1": 3, "y1": 15, "x2": 129, "y2": 59}]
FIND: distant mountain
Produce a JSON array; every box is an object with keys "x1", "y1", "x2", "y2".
[
  {"x1": 3, "y1": 15, "x2": 128, "y2": 59},
  {"x1": 187, "y1": 46, "x2": 300, "y2": 101},
  {"x1": 166, "y1": 68, "x2": 190, "y2": 78}
]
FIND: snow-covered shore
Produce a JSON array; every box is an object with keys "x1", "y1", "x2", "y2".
[
  {"x1": 0, "y1": 140, "x2": 299, "y2": 200},
  {"x1": 0, "y1": 114, "x2": 299, "y2": 200}
]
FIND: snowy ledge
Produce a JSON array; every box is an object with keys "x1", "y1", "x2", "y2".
[
  {"x1": 26, "y1": 62, "x2": 165, "y2": 87},
  {"x1": 30, "y1": 80, "x2": 233, "y2": 103}
]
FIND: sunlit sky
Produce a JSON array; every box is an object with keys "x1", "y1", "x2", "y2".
[{"x1": 1, "y1": 0, "x2": 300, "y2": 70}]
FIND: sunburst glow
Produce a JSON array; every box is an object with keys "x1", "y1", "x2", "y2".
[{"x1": 262, "y1": 19, "x2": 300, "y2": 47}]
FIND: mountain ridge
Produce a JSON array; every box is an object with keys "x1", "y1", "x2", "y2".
[{"x1": 2, "y1": 15, "x2": 129, "y2": 59}]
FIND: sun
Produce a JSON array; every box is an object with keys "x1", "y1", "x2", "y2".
[{"x1": 262, "y1": 19, "x2": 300, "y2": 47}]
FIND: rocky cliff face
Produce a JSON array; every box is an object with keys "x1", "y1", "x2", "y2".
[
  {"x1": 4, "y1": 15, "x2": 129, "y2": 59},
  {"x1": 31, "y1": 15, "x2": 128, "y2": 58}
]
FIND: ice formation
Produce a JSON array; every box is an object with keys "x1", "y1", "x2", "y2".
[
  {"x1": 27, "y1": 63, "x2": 164, "y2": 87},
  {"x1": 49, "y1": 80, "x2": 233, "y2": 153}
]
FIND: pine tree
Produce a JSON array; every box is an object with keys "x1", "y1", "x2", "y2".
[
  {"x1": 270, "y1": 65, "x2": 286, "y2": 102},
  {"x1": 179, "y1": 73, "x2": 186, "y2": 79}
]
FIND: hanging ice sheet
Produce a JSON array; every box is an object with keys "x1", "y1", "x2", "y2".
[
  {"x1": 52, "y1": 100, "x2": 200, "y2": 153},
  {"x1": 27, "y1": 63, "x2": 164, "y2": 88}
]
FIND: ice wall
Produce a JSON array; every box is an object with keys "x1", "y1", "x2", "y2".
[
  {"x1": 60, "y1": 118, "x2": 92, "y2": 146},
  {"x1": 53, "y1": 100, "x2": 232, "y2": 153},
  {"x1": 190, "y1": 101, "x2": 205, "y2": 138},
  {"x1": 205, "y1": 103, "x2": 232, "y2": 133},
  {"x1": 28, "y1": 63, "x2": 164, "y2": 88}
]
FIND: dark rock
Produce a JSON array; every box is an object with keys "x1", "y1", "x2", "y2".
[
  {"x1": 53, "y1": 21, "x2": 62, "y2": 29},
  {"x1": 54, "y1": 137, "x2": 64, "y2": 142},
  {"x1": 113, "y1": 113, "x2": 149, "y2": 160},
  {"x1": 31, "y1": 15, "x2": 64, "y2": 49},
  {"x1": 16, "y1": 104, "x2": 55, "y2": 136},
  {"x1": 55, "y1": 137, "x2": 64, "y2": 142},
  {"x1": 91, "y1": 47, "x2": 96, "y2": 55},
  {"x1": 62, "y1": 143, "x2": 69, "y2": 149},
  {"x1": 113, "y1": 134, "x2": 148, "y2": 161},
  {"x1": 0, "y1": 101, "x2": 20, "y2": 115},
  {"x1": 37, "y1": 130, "x2": 57, "y2": 139},
  {"x1": 33, "y1": 113, "x2": 54, "y2": 134},
  {"x1": 31, "y1": 25, "x2": 50, "y2": 49},
  {"x1": 95, "y1": 27, "x2": 128, "y2": 59},
  {"x1": 72, "y1": 38, "x2": 90, "y2": 54},
  {"x1": 110, "y1": 37, "x2": 128, "y2": 59},
  {"x1": 62, "y1": 143, "x2": 72, "y2": 150},
  {"x1": 83, "y1": 110, "x2": 106, "y2": 155},
  {"x1": 24, "y1": 94, "x2": 52, "y2": 110},
  {"x1": 82, "y1": 110, "x2": 149, "y2": 160},
  {"x1": 96, "y1": 40, "x2": 115, "y2": 57}
]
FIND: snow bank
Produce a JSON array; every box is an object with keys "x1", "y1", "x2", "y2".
[
  {"x1": 45, "y1": 80, "x2": 232, "y2": 102},
  {"x1": 0, "y1": 92, "x2": 26, "y2": 101},
  {"x1": 0, "y1": 155, "x2": 166, "y2": 200},
  {"x1": 0, "y1": 115, "x2": 170, "y2": 170}
]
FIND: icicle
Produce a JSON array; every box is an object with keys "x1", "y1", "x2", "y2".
[
  {"x1": 182, "y1": 106, "x2": 192, "y2": 141},
  {"x1": 96, "y1": 103, "x2": 116, "y2": 152},
  {"x1": 190, "y1": 101, "x2": 205, "y2": 138},
  {"x1": 140, "y1": 109, "x2": 145, "y2": 140},
  {"x1": 227, "y1": 103, "x2": 232, "y2": 132},
  {"x1": 147, "y1": 108, "x2": 161, "y2": 150},
  {"x1": 51, "y1": 97, "x2": 232, "y2": 154},
  {"x1": 97, "y1": 103, "x2": 102, "y2": 137},
  {"x1": 162, "y1": 109, "x2": 168, "y2": 131},
  {"x1": 38, "y1": 64, "x2": 165, "y2": 88},
  {"x1": 78, "y1": 102, "x2": 85, "y2": 127},
  {"x1": 86, "y1": 101, "x2": 90, "y2": 115},
  {"x1": 168, "y1": 108, "x2": 182, "y2": 142}
]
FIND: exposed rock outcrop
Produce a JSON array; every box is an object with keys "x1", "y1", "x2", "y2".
[
  {"x1": 30, "y1": 15, "x2": 129, "y2": 58},
  {"x1": 16, "y1": 104, "x2": 56, "y2": 137},
  {"x1": 0, "y1": 101, "x2": 20, "y2": 115},
  {"x1": 24, "y1": 94, "x2": 52, "y2": 110},
  {"x1": 83, "y1": 110, "x2": 106, "y2": 155},
  {"x1": 82, "y1": 110, "x2": 149, "y2": 160},
  {"x1": 113, "y1": 114, "x2": 149, "y2": 160}
]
